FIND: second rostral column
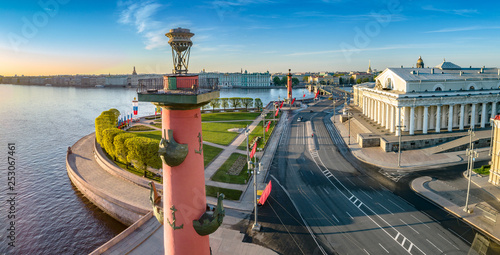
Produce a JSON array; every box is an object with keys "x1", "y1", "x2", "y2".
[{"x1": 138, "y1": 28, "x2": 223, "y2": 255}]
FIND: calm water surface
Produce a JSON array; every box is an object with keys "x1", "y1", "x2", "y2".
[{"x1": 0, "y1": 85, "x2": 314, "y2": 254}]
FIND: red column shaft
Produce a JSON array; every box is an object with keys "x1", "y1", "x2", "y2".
[
  {"x1": 162, "y1": 108, "x2": 209, "y2": 255},
  {"x1": 287, "y1": 75, "x2": 292, "y2": 100}
]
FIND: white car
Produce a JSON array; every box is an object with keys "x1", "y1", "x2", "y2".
[{"x1": 297, "y1": 117, "x2": 303, "y2": 122}]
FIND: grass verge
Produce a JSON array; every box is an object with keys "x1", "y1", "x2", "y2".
[
  {"x1": 202, "y1": 112, "x2": 261, "y2": 122},
  {"x1": 127, "y1": 125, "x2": 155, "y2": 131},
  {"x1": 237, "y1": 112, "x2": 279, "y2": 150},
  {"x1": 206, "y1": 185, "x2": 242, "y2": 200},
  {"x1": 211, "y1": 153, "x2": 250, "y2": 184},
  {"x1": 473, "y1": 165, "x2": 490, "y2": 175}
]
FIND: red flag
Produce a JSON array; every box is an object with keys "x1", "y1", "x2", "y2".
[
  {"x1": 275, "y1": 108, "x2": 279, "y2": 117},
  {"x1": 265, "y1": 121, "x2": 271, "y2": 132},
  {"x1": 258, "y1": 181, "x2": 272, "y2": 205},
  {"x1": 303, "y1": 94, "x2": 306, "y2": 97},
  {"x1": 291, "y1": 98, "x2": 296, "y2": 105},
  {"x1": 249, "y1": 141, "x2": 257, "y2": 159},
  {"x1": 314, "y1": 89, "x2": 320, "y2": 99},
  {"x1": 280, "y1": 101, "x2": 284, "y2": 109}
]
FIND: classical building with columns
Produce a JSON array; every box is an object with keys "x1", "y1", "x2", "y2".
[{"x1": 353, "y1": 58, "x2": 500, "y2": 136}]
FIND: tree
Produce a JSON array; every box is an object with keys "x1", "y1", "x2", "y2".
[
  {"x1": 320, "y1": 80, "x2": 326, "y2": 85},
  {"x1": 229, "y1": 97, "x2": 242, "y2": 110},
  {"x1": 254, "y1": 98, "x2": 263, "y2": 111},
  {"x1": 339, "y1": 77, "x2": 343, "y2": 85},
  {"x1": 273, "y1": 76, "x2": 281, "y2": 86},
  {"x1": 125, "y1": 137, "x2": 160, "y2": 171},
  {"x1": 281, "y1": 77, "x2": 287, "y2": 86},
  {"x1": 349, "y1": 77, "x2": 355, "y2": 85},
  {"x1": 209, "y1": 98, "x2": 221, "y2": 111},
  {"x1": 292, "y1": 77, "x2": 299, "y2": 86},
  {"x1": 362, "y1": 77, "x2": 370, "y2": 83},
  {"x1": 241, "y1": 98, "x2": 254, "y2": 111},
  {"x1": 101, "y1": 128, "x2": 124, "y2": 159},
  {"x1": 302, "y1": 76, "x2": 309, "y2": 82},
  {"x1": 220, "y1": 98, "x2": 229, "y2": 111},
  {"x1": 114, "y1": 133, "x2": 135, "y2": 164},
  {"x1": 356, "y1": 78, "x2": 362, "y2": 84},
  {"x1": 202, "y1": 103, "x2": 210, "y2": 110}
]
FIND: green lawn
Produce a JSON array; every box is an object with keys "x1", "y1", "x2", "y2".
[
  {"x1": 210, "y1": 153, "x2": 250, "y2": 184},
  {"x1": 237, "y1": 114, "x2": 278, "y2": 150},
  {"x1": 473, "y1": 165, "x2": 490, "y2": 175},
  {"x1": 133, "y1": 131, "x2": 162, "y2": 140},
  {"x1": 206, "y1": 185, "x2": 242, "y2": 201},
  {"x1": 203, "y1": 144, "x2": 223, "y2": 167},
  {"x1": 202, "y1": 112, "x2": 261, "y2": 122},
  {"x1": 202, "y1": 121, "x2": 252, "y2": 146},
  {"x1": 127, "y1": 125, "x2": 155, "y2": 131}
]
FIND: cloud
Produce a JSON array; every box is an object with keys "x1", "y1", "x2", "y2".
[
  {"x1": 422, "y1": 5, "x2": 479, "y2": 16},
  {"x1": 426, "y1": 26, "x2": 500, "y2": 33},
  {"x1": 117, "y1": 0, "x2": 172, "y2": 49}
]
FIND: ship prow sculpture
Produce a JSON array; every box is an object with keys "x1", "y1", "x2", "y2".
[{"x1": 193, "y1": 193, "x2": 225, "y2": 236}]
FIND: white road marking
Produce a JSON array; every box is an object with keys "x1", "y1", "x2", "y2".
[
  {"x1": 426, "y1": 239, "x2": 443, "y2": 253},
  {"x1": 421, "y1": 211, "x2": 438, "y2": 223},
  {"x1": 378, "y1": 243, "x2": 389, "y2": 253},
  {"x1": 378, "y1": 203, "x2": 394, "y2": 215},
  {"x1": 323, "y1": 187, "x2": 330, "y2": 194},
  {"x1": 360, "y1": 190, "x2": 373, "y2": 199},
  {"x1": 437, "y1": 233, "x2": 459, "y2": 250},
  {"x1": 363, "y1": 248, "x2": 370, "y2": 255},
  {"x1": 448, "y1": 228, "x2": 471, "y2": 245},
  {"x1": 410, "y1": 215, "x2": 430, "y2": 229},
  {"x1": 331, "y1": 214, "x2": 339, "y2": 223},
  {"x1": 400, "y1": 219, "x2": 419, "y2": 234},
  {"x1": 346, "y1": 178, "x2": 355, "y2": 186},
  {"x1": 387, "y1": 199, "x2": 405, "y2": 211},
  {"x1": 346, "y1": 211, "x2": 354, "y2": 220}
]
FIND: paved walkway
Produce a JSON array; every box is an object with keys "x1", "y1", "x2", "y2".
[{"x1": 69, "y1": 134, "x2": 150, "y2": 212}]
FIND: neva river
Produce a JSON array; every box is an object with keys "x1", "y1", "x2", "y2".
[{"x1": 0, "y1": 84, "x2": 314, "y2": 254}]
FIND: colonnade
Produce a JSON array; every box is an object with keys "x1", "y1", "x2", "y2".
[{"x1": 362, "y1": 97, "x2": 498, "y2": 136}]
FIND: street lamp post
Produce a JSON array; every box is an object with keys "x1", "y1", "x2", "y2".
[
  {"x1": 348, "y1": 112, "x2": 353, "y2": 145},
  {"x1": 261, "y1": 112, "x2": 266, "y2": 143},
  {"x1": 245, "y1": 125, "x2": 250, "y2": 164},
  {"x1": 464, "y1": 129, "x2": 477, "y2": 213}
]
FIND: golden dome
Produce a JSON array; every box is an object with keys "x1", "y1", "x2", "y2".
[{"x1": 416, "y1": 56, "x2": 424, "y2": 68}]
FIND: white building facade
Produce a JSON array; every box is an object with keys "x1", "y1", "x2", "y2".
[{"x1": 353, "y1": 60, "x2": 500, "y2": 136}]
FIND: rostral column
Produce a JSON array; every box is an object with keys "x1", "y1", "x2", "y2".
[{"x1": 138, "y1": 27, "x2": 224, "y2": 255}]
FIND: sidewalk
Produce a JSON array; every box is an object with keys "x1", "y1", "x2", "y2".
[
  {"x1": 412, "y1": 176, "x2": 500, "y2": 243},
  {"x1": 331, "y1": 113, "x2": 491, "y2": 171}
]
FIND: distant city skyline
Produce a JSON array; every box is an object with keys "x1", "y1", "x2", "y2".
[{"x1": 1, "y1": 0, "x2": 500, "y2": 76}]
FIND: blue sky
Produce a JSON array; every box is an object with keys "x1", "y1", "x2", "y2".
[{"x1": 1, "y1": 0, "x2": 499, "y2": 76}]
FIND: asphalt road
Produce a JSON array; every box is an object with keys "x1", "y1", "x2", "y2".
[{"x1": 267, "y1": 98, "x2": 472, "y2": 254}]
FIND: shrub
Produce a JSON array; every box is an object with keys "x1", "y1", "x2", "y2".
[
  {"x1": 125, "y1": 137, "x2": 161, "y2": 170},
  {"x1": 114, "y1": 133, "x2": 135, "y2": 163},
  {"x1": 101, "y1": 128, "x2": 125, "y2": 159},
  {"x1": 95, "y1": 109, "x2": 119, "y2": 145}
]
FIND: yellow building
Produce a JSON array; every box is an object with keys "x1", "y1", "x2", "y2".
[{"x1": 490, "y1": 116, "x2": 500, "y2": 185}]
